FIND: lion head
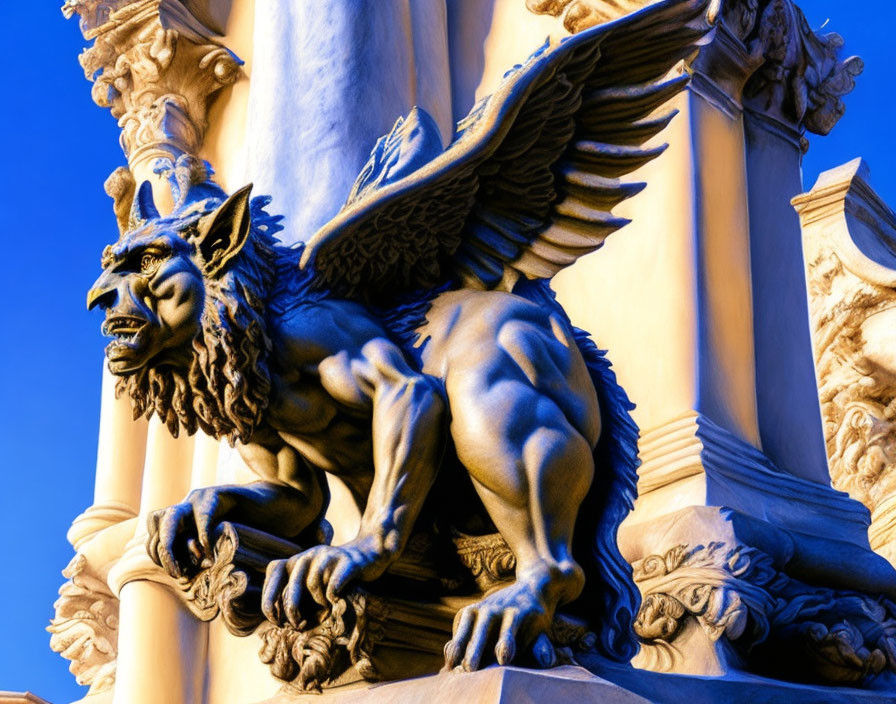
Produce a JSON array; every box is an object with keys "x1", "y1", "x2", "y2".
[{"x1": 88, "y1": 173, "x2": 283, "y2": 445}]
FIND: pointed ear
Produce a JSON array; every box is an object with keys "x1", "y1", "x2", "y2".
[
  {"x1": 195, "y1": 184, "x2": 253, "y2": 276},
  {"x1": 129, "y1": 180, "x2": 160, "y2": 229}
]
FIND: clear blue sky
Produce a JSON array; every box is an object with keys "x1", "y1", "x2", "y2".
[{"x1": 0, "y1": 2, "x2": 893, "y2": 702}]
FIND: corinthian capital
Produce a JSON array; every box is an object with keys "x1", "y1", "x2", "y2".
[
  {"x1": 731, "y1": 0, "x2": 863, "y2": 138},
  {"x1": 64, "y1": 0, "x2": 241, "y2": 171}
]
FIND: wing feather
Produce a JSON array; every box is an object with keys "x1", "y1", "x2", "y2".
[{"x1": 303, "y1": 0, "x2": 713, "y2": 300}]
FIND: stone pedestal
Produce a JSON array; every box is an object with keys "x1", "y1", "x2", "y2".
[
  {"x1": 251, "y1": 663, "x2": 896, "y2": 704},
  {"x1": 258, "y1": 667, "x2": 649, "y2": 704}
]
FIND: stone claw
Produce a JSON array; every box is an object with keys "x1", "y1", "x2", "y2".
[
  {"x1": 261, "y1": 542, "x2": 387, "y2": 630},
  {"x1": 144, "y1": 487, "x2": 229, "y2": 580},
  {"x1": 442, "y1": 577, "x2": 556, "y2": 672}
]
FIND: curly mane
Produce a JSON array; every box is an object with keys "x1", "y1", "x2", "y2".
[{"x1": 117, "y1": 197, "x2": 283, "y2": 445}]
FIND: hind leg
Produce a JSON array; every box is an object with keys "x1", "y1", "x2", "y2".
[{"x1": 443, "y1": 376, "x2": 596, "y2": 671}]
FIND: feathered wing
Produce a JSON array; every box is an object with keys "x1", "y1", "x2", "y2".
[{"x1": 301, "y1": 0, "x2": 713, "y2": 300}]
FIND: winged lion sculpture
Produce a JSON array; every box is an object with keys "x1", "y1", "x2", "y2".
[{"x1": 87, "y1": 0, "x2": 712, "y2": 678}]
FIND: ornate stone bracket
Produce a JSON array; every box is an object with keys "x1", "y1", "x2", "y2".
[
  {"x1": 168, "y1": 522, "x2": 453, "y2": 692},
  {"x1": 48, "y1": 553, "x2": 120, "y2": 697},
  {"x1": 633, "y1": 540, "x2": 896, "y2": 685},
  {"x1": 795, "y1": 159, "x2": 896, "y2": 566},
  {"x1": 168, "y1": 522, "x2": 593, "y2": 692}
]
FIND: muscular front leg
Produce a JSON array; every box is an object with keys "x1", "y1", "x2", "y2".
[
  {"x1": 263, "y1": 339, "x2": 446, "y2": 626},
  {"x1": 147, "y1": 428, "x2": 328, "y2": 579}
]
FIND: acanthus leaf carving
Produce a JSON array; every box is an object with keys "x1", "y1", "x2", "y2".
[
  {"x1": 62, "y1": 0, "x2": 131, "y2": 36},
  {"x1": 633, "y1": 541, "x2": 896, "y2": 685},
  {"x1": 524, "y1": 0, "x2": 861, "y2": 142},
  {"x1": 48, "y1": 553, "x2": 119, "y2": 695},
  {"x1": 796, "y1": 161, "x2": 896, "y2": 564},
  {"x1": 733, "y1": 0, "x2": 863, "y2": 141},
  {"x1": 168, "y1": 521, "x2": 422, "y2": 692},
  {"x1": 65, "y1": 0, "x2": 241, "y2": 169},
  {"x1": 721, "y1": 0, "x2": 758, "y2": 41},
  {"x1": 810, "y1": 250, "x2": 896, "y2": 517},
  {"x1": 525, "y1": 0, "x2": 659, "y2": 33},
  {"x1": 451, "y1": 530, "x2": 516, "y2": 591}
]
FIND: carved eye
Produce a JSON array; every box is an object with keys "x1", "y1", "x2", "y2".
[{"x1": 140, "y1": 250, "x2": 165, "y2": 275}]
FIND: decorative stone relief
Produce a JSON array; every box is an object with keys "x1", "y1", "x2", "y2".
[
  {"x1": 633, "y1": 541, "x2": 896, "y2": 685},
  {"x1": 720, "y1": 0, "x2": 759, "y2": 40},
  {"x1": 795, "y1": 160, "x2": 896, "y2": 565},
  {"x1": 451, "y1": 531, "x2": 516, "y2": 591},
  {"x1": 734, "y1": 0, "x2": 863, "y2": 140},
  {"x1": 47, "y1": 554, "x2": 119, "y2": 696},
  {"x1": 808, "y1": 257, "x2": 896, "y2": 515},
  {"x1": 64, "y1": 0, "x2": 241, "y2": 169}
]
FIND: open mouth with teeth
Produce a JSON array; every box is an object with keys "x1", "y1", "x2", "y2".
[
  {"x1": 103, "y1": 314, "x2": 147, "y2": 341},
  {"x1": 102, "y1": 314, "x2": 150, "y2": 366}
]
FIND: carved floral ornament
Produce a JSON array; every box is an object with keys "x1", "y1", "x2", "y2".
[
  {"x1": 526, "y1": 0, "x2": 862, "y2": 141},
  {"x1": 739, "y1": 0, "x2": 863, "y2": 139},
  {"x1": 62, "y1": 0, "x2": 130, "y2": 36},
  {"x1": 47, "y1": 554, "x2": 119, "y2": 696},
  {"x1": 632, "y1": 542, "x2": 896, "y2": 685},
  {"x1": 808, "y1": 254, "x2": 896, "y2": 519},
  {"x1": 525, "y1": 0, "x2": 674, "y2": 33}
]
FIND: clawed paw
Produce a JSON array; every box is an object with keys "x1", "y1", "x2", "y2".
[
  {"x1": 146, "y1": 487, "x2": 228, "y2": 579},
  {"x1": 442, "y1": 580, "x2": 556, "y2": 672},
  {"x1": 261, "y1": 543, "x2": 385, "y2": 628}
]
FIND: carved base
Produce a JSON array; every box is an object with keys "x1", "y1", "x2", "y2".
[
  {"x1": 620, "y1": 506, "x2": 896, "y2": 688},
  {"x1": 171, "y1": 522, "x2": 592, "y2": 692}
]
